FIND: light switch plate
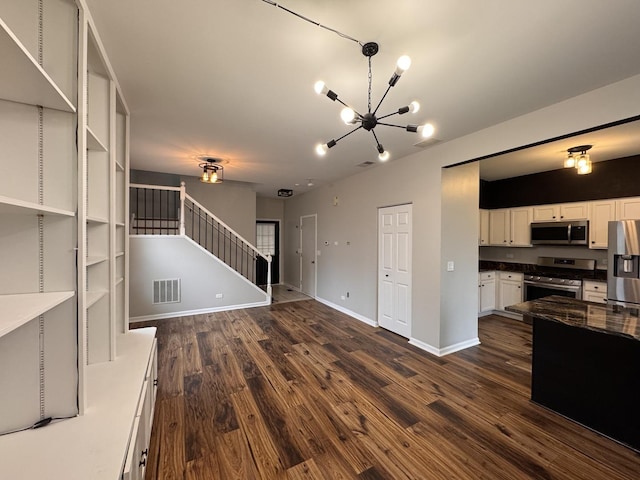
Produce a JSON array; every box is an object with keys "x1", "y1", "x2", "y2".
[{"x1": 447, "y1": 261, "x2": 455, "y2": 272}]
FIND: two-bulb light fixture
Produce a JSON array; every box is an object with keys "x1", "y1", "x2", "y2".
[
  {"x1": 564, "y1": 145, "x2": 593, "y2": 175},
  {"x1": 314, "y1": 42, "x2": 434, "y2": 162},
  {"x1": 199, "y1": 157, "x2": 224, "y2": 184}
]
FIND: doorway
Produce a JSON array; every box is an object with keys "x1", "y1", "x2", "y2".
[
  {"x1": 256, "y1": 220, "x2": 280, "y2": 286},
  {"x1": 378, "y1": 204, "x2": 413, "y2": 338},
  {"x1": 300, "y1": 214, "x2": 317, "y2": 298}
]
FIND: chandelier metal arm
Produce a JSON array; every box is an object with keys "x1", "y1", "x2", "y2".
[
  {"x1": 333, "y1": 125, "x2": 364, "y2": 144},
  {"x1": 372, "y1": 84, "x2": 393, "y2": 116},
  {"x1": 377, "y1": 110, "x2": 402, "y2": 121},
  {"x1": 377, "y1": 122, "x2": 408, "y2": 129}
]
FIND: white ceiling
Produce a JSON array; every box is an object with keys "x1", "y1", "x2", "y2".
[{"x1": 85, "y1": 0, "x2": 640, "y2": 196}]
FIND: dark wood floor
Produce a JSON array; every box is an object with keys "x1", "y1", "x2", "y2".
[{"x1": 134, "y1": 302, "x2": 640, "y2": 479}]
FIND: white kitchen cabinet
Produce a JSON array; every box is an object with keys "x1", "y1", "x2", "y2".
[
  {"x1": 489, "y1": 208, "x2": 532, "y2": 247},
  {"x1": 479, "y1": 209, "x2": 490, "y2": 246},
  {"x1": 497, "y1": 272, "x2": 523, "y2": 310},
  {"x1": 478, "y1": 272, "x2": 496, "y2": 314},
  {"x1": 589, "y1": 200, "x2": 616, "y2": 249},
  {"x1": 532, "y1": 202, "x2": 589, "y2": 222},
  {"x1": 616, "y1": 197, "x2": 640, "y2": 220},
  {"x1": 583, "y1": 280, "x2": 607, "y2": 304}
]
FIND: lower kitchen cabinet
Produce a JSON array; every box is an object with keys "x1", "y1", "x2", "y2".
[
  {"x1": 583, "y1": 280, "x2": 608, "y2": 304},
  {"x1": 498, "y1": 272, "x2": 524, "y2": 310},
  {"x1": 478, "y1": 272, "x2": 496, "y2": 314}
]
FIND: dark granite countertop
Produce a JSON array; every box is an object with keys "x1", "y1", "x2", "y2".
[
  {"x1": 479, "y1": 260, "x2": 607, "y2": 281},
  {"x1": 506, "y1": 296, "x2": 640, "y2": 341}
]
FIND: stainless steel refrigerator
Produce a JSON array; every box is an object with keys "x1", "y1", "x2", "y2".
[{"x1": 608, "y1": 219, "x2": 640, "y2": 307}]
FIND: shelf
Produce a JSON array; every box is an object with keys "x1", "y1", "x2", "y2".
[
  {"x1": 0, "y1": 195, "x2": 75, "y2": 217},
  {"x1": 116, "y1": 160, "x2": 125, "y2": 172},
  {"x1": 86, "y1": 215, "x2": 109, "y2": 224},
  {"x1": 116, "y1": 277, "x2": 124, "y2": 286},
  {"x1": 116, "y1": 222, "x2": 125, "y2": 227},
  {"x1": 86, "y1": 256, "x2": 108, "y2": 266},
  {"x1": 0, "y1": 19, "x2": 75, "y2": 112},
  {"x1": 116, "y1": 251, "x2": 125, "y2": 258},
  {"x1": 0, "y1": 292, "x2": 75, "y2": 339},
  {"x1": 86, "y1": 126, "x2": 107, "y2": 152},
  {"x1": 86, "y1": 290, "x2": 108, "y2": 309}
]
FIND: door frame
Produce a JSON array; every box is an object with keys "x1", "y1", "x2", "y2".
[
  {"x1": 299, "y1": 214, "x2": 317, "y2": 298},
  {"x1": 256, "y1": 218, "x2": 282, "y2": 285}
]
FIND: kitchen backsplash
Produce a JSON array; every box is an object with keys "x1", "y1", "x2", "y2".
[{"x1": 479, "y1": 245, "x2": 608, "y2": 270}]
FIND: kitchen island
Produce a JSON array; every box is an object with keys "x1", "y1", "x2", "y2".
[{"x1": 506, "y1": 296, "x2": 640, "y2": 452}]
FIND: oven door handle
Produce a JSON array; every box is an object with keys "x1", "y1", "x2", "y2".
[{"x1": 523, "y1": 280, "x2": 581, "y2": 292}]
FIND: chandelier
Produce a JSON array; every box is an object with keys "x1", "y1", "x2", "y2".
[
  {"x1": 564, "y1": 145, "x2": 592, "y2": 175},
  {"x1": 199, "y1": 157, "x2": 224, "y2": 184},
  {"x1": 314, "y1": 41, "x2": 434, "y2": 162}
]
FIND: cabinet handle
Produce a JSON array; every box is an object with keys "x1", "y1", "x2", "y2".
[
  {"x1": 517, "y1": 286, "x2": 521, "y2": 289},
  {"x1": 591, "y1": 241, "x2": 595, "y2": 244},
  {"x1": 593, "y1": 286, "x2": 598, "y2": 289},
  {"x1": 142, "y1": 448, "x2": 148, "y2": 457},
  {"x1": 139, "y1": 457, "x2": 147, "y2": 468},
  {"x1": 552, "y1": 216, "x2": 556, "y2": 219},
  {"x1": 560, "y1": 216, "x2": 564, "y2": 219},
  {"x1": 153, "y1": 379, "x2": 158, "y2": 387}
]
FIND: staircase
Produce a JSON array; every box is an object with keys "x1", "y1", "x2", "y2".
[{"x1": 130, "y1": 183, "x2": 271, "y2": 296}]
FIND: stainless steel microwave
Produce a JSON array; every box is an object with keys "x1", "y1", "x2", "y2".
[{"x1": 530, "y1": 220, "x2": 589, "y2": 245}]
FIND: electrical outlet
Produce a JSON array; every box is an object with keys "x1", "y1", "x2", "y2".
[
  {"x1": 216, "y1": 293, "x2": 223, "y2": 299},
  {"x1": 340, "y1": 295, "x2": 345, "y2": 300},
  {"x1": 447, "y1": 261, "x2": 455, "y2": 272}
]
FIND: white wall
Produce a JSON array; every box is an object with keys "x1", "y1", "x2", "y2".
[
  {"x1": 182, "y1": 177, "x2": 257, "y2": 244},
  {"x1": 283, "y1": 73, "x2": 640, "y2": 353},
  {"x1": 129, "y1": 236, "x2": 269, "y2": 320}
]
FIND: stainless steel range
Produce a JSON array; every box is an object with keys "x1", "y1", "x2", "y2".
[{"x1": 523, "y1": 257, "x2": 595, "y2": 302}]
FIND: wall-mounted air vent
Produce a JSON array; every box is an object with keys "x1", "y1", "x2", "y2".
[
  {"x1": 413, "y1": 137, "x2": 441, "y2": 148},
  {"x1": 153, "y1": 278, "x2": 181, "y2": 304},
  {"x1": 357, "y1": 161, "x2": 375, "y2": 167}
]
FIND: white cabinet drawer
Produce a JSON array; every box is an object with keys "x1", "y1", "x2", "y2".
[
  {"x1": 583, "y1": 280, "x2": 607, "y2": 294},
  {"x1": 479, "y1": 271, "x2": 495, "y2": 281}
]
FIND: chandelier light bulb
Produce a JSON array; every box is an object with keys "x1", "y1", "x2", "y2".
[
  {"x1": 576, "y1": 154, "x2": 589, "y2": 169},
  {"x1": 340, "y1": 107, "x2": 356, "y2": 124},
  {"x1": 378, "y1": 150, "x2": 390, "y2": 162},
  {"x1": 419, "y1": 123, "x2": 435, "y2": 138},
  {"x1": 201, "y1": 171, "x2": 209, "y2": 182},
  {"x1": 314, "y1": 80, "x2": 327, "y2": 95},
  {"x1": 409, "y1": 101, "x2": 420, "y2": 113},
  {"x1": 209, "y1": 171, "x2": 218, "y2": 183},
  {"x1": 315, "y1": 143, "x2": 329, "y2": 156},
  {"x1": 395, "y1": 55, "x2": 412, "y2": 75},
  {"x1": 564, "y1": 155, "x2": 576, "y2": 168},
  {"x1": 577, "y1": 158, "x2": 592, "y2": 175}
]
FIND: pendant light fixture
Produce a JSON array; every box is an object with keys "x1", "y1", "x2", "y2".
[
  {"x1": 564, "y1": 145, "x2": 593, "y2": 175},
  {"x1": 314, "y1": 41, "x2": 434, "y2": 161},
  {"x1": 199, "y1": 157, "x2": 224, "y2": 184},
  {"x1": 259, "y1": 1, "x2": 435, "y2": 162}
]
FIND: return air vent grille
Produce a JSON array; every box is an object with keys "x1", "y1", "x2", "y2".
[
  {"x1": 413, "y1": 137, "x2": 441, "y2": 148},
  {"x1": 153, "y1": 278, "x2": 181, "y2": 304},
  {"x1": 357, "y1": 161, "x2": 375, "y2": 167}
]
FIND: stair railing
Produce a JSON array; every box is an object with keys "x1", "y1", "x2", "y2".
[{"x1": 130, "y1": 182, "x2": 271, "y2": 296}]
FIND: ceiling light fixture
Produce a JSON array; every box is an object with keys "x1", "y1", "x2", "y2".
[
  {"x1": 565, "y1": 145, "x2": 593, "y2": 175},
  {"x1": 314, "y1": 42, "x2": 434, "y2": 161},
  {"x1": 199, "y1": 157, "x2": 224, "y2": 184},
  {"x1": 259, "y1": 1, "x2": 435, "y2": 162}
]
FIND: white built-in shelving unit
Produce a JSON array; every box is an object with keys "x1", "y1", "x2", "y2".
[{"x1": 0, "y1": 1, "x2": 155, "y2": 479}]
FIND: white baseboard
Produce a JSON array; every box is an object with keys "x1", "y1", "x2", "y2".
[
  {"x1": 409, "y1": 336, "x2": 481, "y2": 357},
  {"x1": 315, "y1": 297, "x2": 378, "y2": 327},
  {"x1": 129, "y1": 299, "x2": 271, "y2": 323}
]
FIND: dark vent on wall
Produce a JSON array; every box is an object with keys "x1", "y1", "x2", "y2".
[
  {"x1": 357, "y1": 161, "x2": 375, "y2": 167},
  {"x1": 414, "y1": 137, "x2": 441, "y2": 148},
  {"x1": 153, "y1": 279, "x2": 181, "y2": 304}
]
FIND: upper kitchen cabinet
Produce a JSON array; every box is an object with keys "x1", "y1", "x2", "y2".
[
  {"x1": 489, "y1": 207, "x2": 532, "y2": 247},
  {"x1": 589, "y1": 200, "x2": 616, "y2": 249},
  {"x1": 532, "y1": 202, "x2": 589, "y2": 222},
  {"x1": 616, "y1": 197, "x2": 640, "y2": 220},
  {"x1": 479, "y1": 209, "x2": 489, "y2": 246}
]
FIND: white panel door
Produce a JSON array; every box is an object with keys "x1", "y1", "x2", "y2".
[
  {"x1": 378, "y1": 204, "x2": 412, "y2": 338},
  {"x1": 300, "y1": 214, "x2": 317, "y2": 297}
]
